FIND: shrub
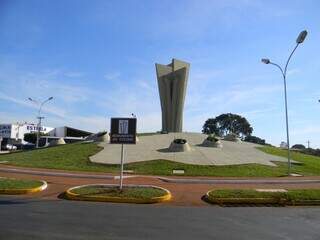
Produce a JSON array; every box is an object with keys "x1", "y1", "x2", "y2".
[
  {"x1": 206, "y1": 134, "x2": 218, "y2": 142},
  {"x1": 291, "y1": 144, "x2": 306, "y2": 150},
  {"x1": 244, "y1": 135, "x2": 266, "y2": 145},
  {"x1": 24, "y1": 133, "x2": 49, "y2": 144},
  {"x1": 173, "y1": 139, "x2": 187, "y2": 144}
]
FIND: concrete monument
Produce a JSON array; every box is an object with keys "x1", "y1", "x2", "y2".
[{"x1": 155, "y1": 58, "x2": 190, "y2": 132}]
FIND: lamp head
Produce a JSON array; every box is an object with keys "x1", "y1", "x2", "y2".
[
  {"x1": 48, "y1": 97, "x2": 53, "y2": 101},
  {"x1": 296, "y1": 30, "x2": 307, "y2": 44},
  {"x1": 28, "y1": 97, "x2": 33, "y2": 101},
  {"x1": 261, "y1": 58, "x2": 270, "y2": 64}
]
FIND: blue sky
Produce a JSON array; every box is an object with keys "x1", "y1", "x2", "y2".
[{"x1": 1, "y1": 0, "x2": 320, "y2": 147}]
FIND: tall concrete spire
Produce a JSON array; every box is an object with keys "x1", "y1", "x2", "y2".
[{"x1": 155, "y1": 58, "x2": 190, "y2": 133}]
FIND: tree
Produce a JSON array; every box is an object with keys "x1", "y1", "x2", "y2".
[
  {"x1": 24, "y1": 133, "x2": 37, "y2": 144},
  {"x1": 244, "y1": 135, "x2": 265, "y2": 145},
  {"x1": 202, "y1": 113, "x2": 253, "y2": 137},
  {"x1": 24, "y1": 133, "x2": 48, "y2": 144},
  {"x1": 291, "y1": 144, "x2": 306, "y2": 150}
]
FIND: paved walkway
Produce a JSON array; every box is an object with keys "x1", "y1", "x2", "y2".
[{"x1": 90, "y1": 132, "x2": 289, "y2": 166}]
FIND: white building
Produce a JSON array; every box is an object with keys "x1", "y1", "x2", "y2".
[
  {"x1": 0, "y1": 123, "x2": 93, "y2": 148},
  {"x1": 280, "y1": 141, "x2": 288, "y2": 149},
  {"x1": 0, "y1": 123, "x2": 54, "y2": 145}
]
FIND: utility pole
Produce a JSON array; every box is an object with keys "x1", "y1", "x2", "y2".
[{"x1": 28, "y1": 97, "x2": 53, "y2": 148}]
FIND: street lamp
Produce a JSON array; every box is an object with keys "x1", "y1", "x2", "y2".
[
  {"x1": 261, "y1": 30, "x2": 307, "y2": 176},
  {"x1": 28, "y1": 97, "x2": 53, "y2": 148}
]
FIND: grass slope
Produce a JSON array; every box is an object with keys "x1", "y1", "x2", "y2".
[
  {"x1": 0, "y1": 143, "x2": 119, "y2": 173},
  {"x1": 257, "y1": 146, "x2": 320, "y2": 176}
]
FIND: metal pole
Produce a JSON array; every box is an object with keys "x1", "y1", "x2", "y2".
[
  {"x1": 36, "y1": 117, "x2": 44, "y2": 148},
  {"x1": 36, "y1": 117, "x2": 40, "y2": 148},
  {"x1": 283, "y1": 74, "x2": 291, "y2": 175},
  {"x1": 267, "y1": 43, "x2": 300, "y2": 176},
  {"x1": 29, "y1": 97, "x2": 52, "y2": 148},
  {"x1": 282, "y1": 43, "x2": 299, "y2": 176},
  {"x1": 119, "y1": 144, "x2": 124, "y2": 190}
]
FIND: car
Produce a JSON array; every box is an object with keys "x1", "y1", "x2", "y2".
[{"x1": 5, "y1": 144, "x2": 17, "y2": 150}]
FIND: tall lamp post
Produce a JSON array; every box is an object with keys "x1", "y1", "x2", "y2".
[
  {"x1": 261, "y1": 30, "x2": 307, "y2": 175},
  {"x1": 28, "y1": 97, "x2": 53, "y2": 148}
]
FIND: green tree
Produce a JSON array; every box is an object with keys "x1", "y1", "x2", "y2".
[
  {"x1": 24, "y1": 133, "x2": 37, "y2": 144},
  {"x1": 24, "y1": 133, "x2": 48, "y2": 144},
  {"x1": 291, "y1": 144, "x2": 306, "y2": 150},
  {"x1": 202, "y1": 113, "x2": 253, "y2": 137},
  {"x1": 244, "y1": 135, "x2": 266, "y2": 145}
]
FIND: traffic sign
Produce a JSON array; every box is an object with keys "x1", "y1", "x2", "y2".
[
  {"x1": 110, "y1": 118, "x2": 137, "y2": 144},
  {"x1": 110, "y1": 117, "x2": 137, "y2": 190}
]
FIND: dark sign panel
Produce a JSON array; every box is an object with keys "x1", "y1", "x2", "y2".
[{"x1": 110, "y1": 118, "x2": 137, "y2": 144}]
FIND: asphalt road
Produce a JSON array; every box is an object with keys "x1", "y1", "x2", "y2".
[{"x1": 1, "y1": 196, "x2": 320, "y2": 240}]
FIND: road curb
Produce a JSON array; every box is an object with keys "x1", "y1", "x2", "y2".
[
  {"x1": 64, "y1": 184, "x2": 172, "y2": 204},
  {"x1": 0, "y1": 180, "x2": 47, "y2": 195}
]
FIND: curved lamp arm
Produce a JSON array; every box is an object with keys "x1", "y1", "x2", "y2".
[
  {"x1": 284, "y1": 43, "x2": 299, "y2": 77},
  {"x1": 38, "y1": 97, "x2": 53, "y2": 117},
  {"x1": 269, "y1": 62, "x2": 285, "y2": 78}
]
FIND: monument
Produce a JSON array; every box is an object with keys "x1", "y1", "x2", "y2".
[{"x1": 155, "y1": 58, "x2": 190, "y2": 133}]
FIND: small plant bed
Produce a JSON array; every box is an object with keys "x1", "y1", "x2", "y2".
[
  {"x1": 206, "y1": 189, "x2": 320, "y2": 206},
  {"x1": 173, "y1": 138, "x2": 187, "y2": 144},
  {"x1": 0, "y1": 177, "x2": 46, "y2": 194},
  {"x1": 206, "y1": 134, "x2": 219, "y2": 142},
  {"x1": 202, "y1": 134, "x2": 222, "y2": 148},
  {"x1": 65, "y1": 184, "x2": 171, "y2": 204}
]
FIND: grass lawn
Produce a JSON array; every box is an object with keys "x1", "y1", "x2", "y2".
[
  {"x1": 207, "y1": 189, "x2": 320, "y2": 202},
  {"x1": 257, "y1": 146, "x2": 320, "y2": 176},
  {"x1": 0, "y1": 143, "x2": 319, "y2": 177},
  {"x1": 208, "y1": 189, "x2": 287, "y2": 199},
  {"x1": 71, "y1": 185, "x2": 167, "y2": 199},
  {"x1": 0, "y1": 143, "x2": 120, "y2": 173},
  {"x1": 0, "y1": 178, "x2": 43, "y2": 189}
]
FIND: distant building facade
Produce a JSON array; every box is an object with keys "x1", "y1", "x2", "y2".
[
  {"x1": 280, "y1": 141, "x2": 288, "y2": 149},
  {"x1": 0, "y1": 123, "x2": 92, "y2": 147},
  {"x1": 0, "y1": 123, "x2": 53, "y2": 145}
]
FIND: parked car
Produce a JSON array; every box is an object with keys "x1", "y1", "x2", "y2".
[{"x1": 5, "y1": 144, "x2": 17, "y2": 150}]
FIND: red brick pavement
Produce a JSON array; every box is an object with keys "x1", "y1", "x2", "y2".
[{"x1": 1, "y1": 165, "x2": 320, "y2": 206}]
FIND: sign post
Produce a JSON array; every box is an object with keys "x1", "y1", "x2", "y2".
[
  {"x1": 120, "y1": 144, "x2": 124, "y2": 189},
  {"x1": 110, "y1": 118, "x2": 137, "y2": 190}
]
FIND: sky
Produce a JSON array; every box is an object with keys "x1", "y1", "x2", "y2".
[{"x1": 0, "y1": 0, "x2": 320, "y2": 148}]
